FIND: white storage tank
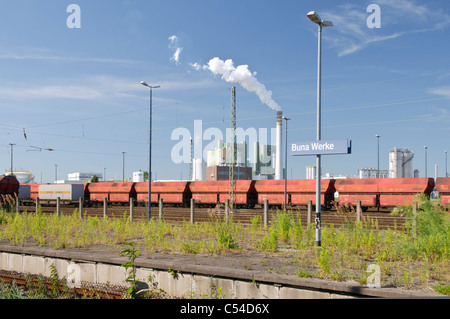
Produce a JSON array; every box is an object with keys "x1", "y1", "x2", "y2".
[
  {"x1": 389, "y1": 147, "x2": 414, "y2": 178},
  {"x1": 192, "y1": 158, "x2": 203, "y2": 181},
  {"x1": 38, "y1": 184, "x2": 85, "y2": 201},
  {"x1": 133, "y1": 171, "x2": 144, "y2": 182}
]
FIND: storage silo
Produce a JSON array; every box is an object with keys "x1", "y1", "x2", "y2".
[
  {"x1": 389, "y1": 148, "x2": 414, "y2": 178},
  {"x1": 133, "y1": 171, "x2": 144, "y2": 182},
  {"x1": 192, "y1": 158, "x2": 203, "y2": 181}
]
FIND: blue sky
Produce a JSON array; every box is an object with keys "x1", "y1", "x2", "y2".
[{"x1": 0, "y1": 0, "x2": 449, "y2": 182}]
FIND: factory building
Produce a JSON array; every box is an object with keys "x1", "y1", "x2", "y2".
[
  {"x1": 68, "y1": 172, "x2": 103, "y2": 183},
  {"x1": 206, "y1": 141, "x2": 248, "y2": 167},
  {"x1": 253, "y1": 142, "x2": 276, "y2": 180},
  {"x1": 359, "y1": 168, "x2": 388, "y2": 179},
  {"x1": 306, "y1": 165, "x2": 316, "y2": 180},
  {"x1": 205, "y1": 140, "x2": 251, "y2": 181},
  {"x1": 205, "y1": 166, "x2": 252, "y2": 181}
]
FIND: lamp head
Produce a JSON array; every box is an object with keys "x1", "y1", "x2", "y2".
[{"x1": 307, "y1": 11, "x2": 333, "y2": 27}]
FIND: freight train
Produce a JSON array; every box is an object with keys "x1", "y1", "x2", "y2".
[{"x1": 6, "y1": 177, "x2": 449, "y2": 211}]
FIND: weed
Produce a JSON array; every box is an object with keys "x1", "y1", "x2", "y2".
[
  {"x1": 216, "y1": 221, "x2": 239, "y2": 251},
  {"x1": 257, "y1": 226, "x2": 278, "y2": 252},
  {"x1": 317, "y1": 246, "x2": 331, "y2": 275},
  {"x1": 168, "y1": 268, "x2": 180, "y2": 280},
  {"x1": 295, "y1": 269, "x2": 311, "y2": 278},
  {"x1": 433, "y1": 283, "x2": 450, "y2": 295},
  {"x1": 275, "y1": 210, "x2": 292, "y2": 243},
  {"x1": 1, "y1": 198, "x2": 449, "y2": 293},
  {"x1": 119, "y1": 242, "x2": 140, "y2": 298}
]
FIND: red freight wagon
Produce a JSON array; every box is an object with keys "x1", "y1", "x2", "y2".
[
  {"x1": 87, "y1": 182, "x2": 136, "y2": 203},
  {"x1": 335, "y1": 178, "x2": 435, "y2": 208},
  {"x1": 253, "y1": 180, "x2": 285, "y2": 206},
  {"x1": 134, "y1": 181, "x2": 191, "y2": 206},
  {"x1": 377, "y1": 178, "x2": 434, "y2": 207},
  {"x1": 290, "y1": 179, "x2": 336, "y2": 207},
  {"x1": 335, "y1": 179, "x2": 379, "y2": 207},
  {"x1": 0, "y1": 176, "x2": 19, "y2": 197},
  {"x1": 254, "y1": 179, "x2": 336, "y2": 208},
  {"x1": 434, "y1": 177, "x2": 450, "y2": 207},
  {"x1": 189, "y1": 180, "x2": 256, "y2": 207}
]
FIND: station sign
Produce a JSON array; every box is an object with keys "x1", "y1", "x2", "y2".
[{"x1": 289, "y1": 139, "x2": 351, "y2": 156}]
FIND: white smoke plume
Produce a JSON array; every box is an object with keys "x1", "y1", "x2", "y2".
[
  {"x1": 168, "y1": 35, "x2": 183, "y2": 65},
  {"x1": 192, "y1": 57, "x2": 281, "y2": 111}
]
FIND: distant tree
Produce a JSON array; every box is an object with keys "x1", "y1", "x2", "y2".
[
  {"x1": 143, "y1": 171, "x2": 149, "y2": 182},
  {"x1": 90, "y1": 175, "x2": 99, "y2": 183}
]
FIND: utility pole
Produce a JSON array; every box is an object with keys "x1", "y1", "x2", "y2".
[
  {"x1": 9, "y1": 143, "x2": 15, "y2": 176},
  {"x1": 229, "y1": 86, "x2": 237, "y2": 213},
  {"x1": 122, "y1": 152, "x2": 126, "y2": 182},
  {"x1": 189, "y1": 137, "x2": 193, "y2": 180}
]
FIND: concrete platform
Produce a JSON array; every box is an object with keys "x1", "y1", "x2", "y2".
[{"x1": 0, "y1": 240, "x2": 442, "y2": 299}]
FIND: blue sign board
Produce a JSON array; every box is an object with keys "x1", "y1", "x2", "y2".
[{"x1": 289, "y1": 139, "x2": 351, "y2": 156}]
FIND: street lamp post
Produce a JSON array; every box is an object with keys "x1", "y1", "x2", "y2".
[
  {"x1": 9, "y1": 143, "x2": 15, "y2": 177},
  {"x1": 122, "y1": 152, "x2": 126, "y2": 182},
  {"x1": 445, "y1": 151, "x2": 448, "y2": 177},
  {"x1": 307, "y1": 11, "x2": 333, "y2": 247},
  {"x1": 376, "y1": 135, "x2": 380, "y2": 178},
  {"x1": 424, "y1": 146, "x2": 428, "y2": 177},
  {"x1": 141, "y1": 81, "x2": 160, "y2": 221},
  {"x1": 282, "y1": 117, "x2": 291, "y2": 210}
]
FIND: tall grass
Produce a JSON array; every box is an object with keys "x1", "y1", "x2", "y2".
[{"x1": 0, "y1": 199, "x2": 449, "y2": 294}]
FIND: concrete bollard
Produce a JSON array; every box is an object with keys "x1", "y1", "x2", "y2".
[
  {"x1": 190, "y1": 199, "x2": 195, "y2": 224},
  {"x1": 412, "y1": 201, "x2": 418, "y2": 238},
  {"x1": 36, "y1": 197, "x2": 40, "y2": 214},
  {"x1": 225, "y1": 199, "x2": 230, "y2": 223},
  {"x1": 159, "y1": 198, "x2": 164, "y2": 221},
  {"x1": 57, "y1": 197, "x2": 61, "y2": 217},
  {"x1": 307, "y1": 200, "x2": 313, "y2": 226},
  {"x1": 16, "y1": 196, "x2": 20, "y2": 214},
  {"x1": 103, "y1": 198, "x2": 107, "y2": 219},
  {"x1": 79, "y1": 197, "x2": 84, "y2": 219},
  {"x1": 130, "y1": 198, "x2": 134, "y2": 221},
  {"x1": 264, "y1": 199, "x2": 269, "y2": 228},
  {"x1": 356, "y1": 200, "x2": 362, "y2": 222}
]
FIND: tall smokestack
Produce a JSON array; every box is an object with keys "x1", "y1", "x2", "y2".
[{"x1": 275, "y1": 111, "x2": 283, "y2": 180}]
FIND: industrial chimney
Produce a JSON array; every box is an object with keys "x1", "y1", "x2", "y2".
[{"x1": 275, "y1": 111, "x2": 283, "y2": 180}]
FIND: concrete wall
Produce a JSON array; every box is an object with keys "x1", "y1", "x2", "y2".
[
  {"x1": 0, "y1": 248, "x2": 439, "y2": 299},
  {"x1": 0, "y1": 251, "x2": 351, "y2": 299}
]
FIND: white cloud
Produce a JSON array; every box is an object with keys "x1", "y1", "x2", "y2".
[
  {"x1": 189, "y1": 62, "x2": 203, "y2": 71},
  {"x1": 322, "y1": 0, "x2": 450, "y2": 57},
  {"x1": 0, "y1": 75, "x2": 143, "y2": 101},
  {"x1": 0, "y1": 49, "x2": 148, "y2": 65},
  {"x1": 429, "y1": 86, "x2": 450, "y2": 98},
  {"x1": 168, "y1": 35, "x2": 183, "y2": 65}
]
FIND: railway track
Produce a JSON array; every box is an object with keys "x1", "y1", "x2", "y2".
[
  {"x1": 17, "y1": 203, "x2": 406, "y2": 230},
  {"x1": 0, "y1": 270, "x2": 125, "y2": 299}
]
